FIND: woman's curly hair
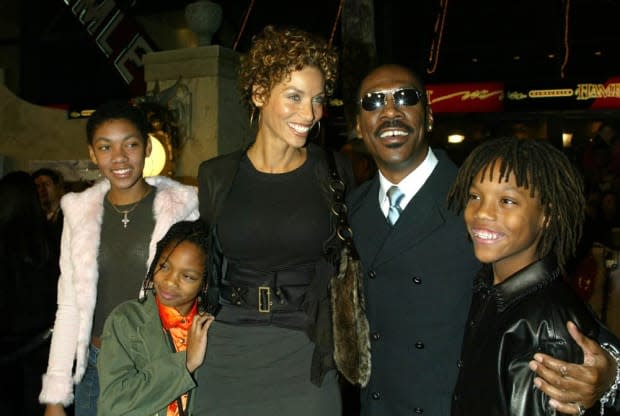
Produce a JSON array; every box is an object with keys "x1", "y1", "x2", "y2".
[{"x1": 238, "y1": 25, "x2": 338, "y2": 111}]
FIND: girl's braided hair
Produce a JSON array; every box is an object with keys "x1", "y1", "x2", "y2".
[
  {"x1": 139, "y1": 220, "x2": 210, "y2": 313},
  {"x1": 447, "y1": 136, "x2": 586, "y2": 272}
]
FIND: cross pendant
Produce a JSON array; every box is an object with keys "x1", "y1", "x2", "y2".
[{"x1": 121, "y1": 212, "x2": 130, "y2": 228}]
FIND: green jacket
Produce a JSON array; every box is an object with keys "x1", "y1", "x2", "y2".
[{"x1": 97, "y1": 295, "x2": 198, "y2": 415}]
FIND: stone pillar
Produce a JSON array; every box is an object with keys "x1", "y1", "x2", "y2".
[{"x1": 143, "y1": 45, "x2": 249, "y2": 183}]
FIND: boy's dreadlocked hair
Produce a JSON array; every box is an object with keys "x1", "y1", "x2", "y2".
[
  {"x1": 139, "y1": 220, "x2": 210, "y2": 313},
  {"x1": 446, "y1": 136, "x2": 585, "y2": 273}
]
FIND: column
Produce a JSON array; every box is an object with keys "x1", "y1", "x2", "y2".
[{"x1": 143, "y1": 45, "x2": 249, "y2": 182}]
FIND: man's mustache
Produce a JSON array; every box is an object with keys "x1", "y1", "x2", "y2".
[{"x1": 374, "y1": 120, "x2": 414, "y2": 136}]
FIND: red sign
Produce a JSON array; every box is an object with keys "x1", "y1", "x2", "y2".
[{"x1": 427, "y1": 82, "x2": 504, "y2": 113}]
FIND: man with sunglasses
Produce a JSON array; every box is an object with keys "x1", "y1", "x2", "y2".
[{"x1": 346, "y1": 64, "x2": 620, "y2": 415}]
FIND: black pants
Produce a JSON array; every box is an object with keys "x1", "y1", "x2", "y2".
[{"x1": 0, "y1": 339, "x2": 50, "y2": 415}]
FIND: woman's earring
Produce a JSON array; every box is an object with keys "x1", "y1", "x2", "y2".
[
  {"x1": 249, "y1": 108, "x2": 257, "y2": 127},
  {"x1": 309, "y1": 120, "x2": 322, "y2": 141}
]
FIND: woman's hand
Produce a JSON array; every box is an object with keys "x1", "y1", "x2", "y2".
[
  {"x1": 44, "y1": 403, "x2": 67, "y2": 416},
  {"x1": 185, "y1": 313, "x2": 215, "y2": 373},
  {"x1": 528, "y1": 321, "x2": 617, "y2": 414}
]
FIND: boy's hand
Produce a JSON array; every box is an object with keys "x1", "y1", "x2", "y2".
[
  {"x1": 185, "y1": 313, "x2": 214, "y2": 373},
  {"x1": 528, "y1": 321, "x2": 616, "y2": 414}
]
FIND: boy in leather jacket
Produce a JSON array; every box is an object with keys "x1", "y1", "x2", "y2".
[{"x1": 448, "y1": 136, "x2": 620, "y2": 416}]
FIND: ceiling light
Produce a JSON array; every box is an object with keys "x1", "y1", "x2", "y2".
[
  {"x1": 547, "y1": 53, "x2": 555, "y2": 59},
  {"x1": 471, "y1": 57, "x2": 479, "y2": 63},
  {"x1": 562, "y1": 132, "x2": 573, "y2": 148},
  {"x1": 594, "y1": 50, "x2": 603, "y2": 56},
  {"x1": 513, "y1": 56, "x2": 521, "y2": 61}
]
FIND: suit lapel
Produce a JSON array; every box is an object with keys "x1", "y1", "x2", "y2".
[
  {"x1": 352, "y1": 165, "x2": 448, "y2": 268},
  {"x1": 352, "y1": 179, "x2": 390, "y2": 267},
  {"x1": 375, "y1": 185, "x2": 446, "y2": 266}
]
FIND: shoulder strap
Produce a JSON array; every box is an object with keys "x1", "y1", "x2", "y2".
[{"x1": 324, "y1": 149, "x2": 359, "y2": 260}]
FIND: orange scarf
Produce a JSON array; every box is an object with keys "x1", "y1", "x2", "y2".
[{"x1": 156, "y1": 296, "x2": 198, "y2": 416}]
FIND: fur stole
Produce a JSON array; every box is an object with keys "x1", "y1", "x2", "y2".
[{"x1": 330, "y1": 245, "x2": 371, "y2": 386}]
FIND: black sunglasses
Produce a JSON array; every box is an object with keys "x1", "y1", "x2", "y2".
[{"x1": 360, "y1": 88, "x2": 423, "y2": 112}]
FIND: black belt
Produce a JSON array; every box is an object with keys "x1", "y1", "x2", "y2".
[
  {"x1": 221, "y1": 263, "x2": 315, "y2": 312},
  {"x1": 218, "y1": 263, "x2": 315, "y2": 328}
]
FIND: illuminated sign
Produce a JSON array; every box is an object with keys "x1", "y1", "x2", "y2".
[
  {"x1": 528, "y1": 89, "x2": 574, "y2": 98},
  {"x1": 427, "y1": 82, "x2": 504, "y2": 113},
  {"x1": 427, "y1": 77, "x2": 620, "y2": 113},
  {"x1": 505, "y1": 77, "x2": 620, "y2": 111},
  {"x1": 575, "y1": 83, "x2": 620, "y2": 100},
  {"x1": 62, "y1": 0, "x2": 156, "y2": 95}
]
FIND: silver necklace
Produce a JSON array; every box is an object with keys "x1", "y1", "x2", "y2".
[{"x1": 108, "y1": 187, "x2": 151, "y2": 229}]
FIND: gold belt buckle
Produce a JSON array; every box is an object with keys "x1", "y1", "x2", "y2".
[{"x1": 258, "y1": 286, "x2": 272, "y2": 313}]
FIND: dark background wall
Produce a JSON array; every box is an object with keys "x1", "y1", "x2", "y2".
[{"x1": 2, "y1": 0, "x2": 619, "y2": 106}]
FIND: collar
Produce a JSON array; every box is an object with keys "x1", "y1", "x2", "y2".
[
  {"x1": 156, "y1": 296, "x2": 198, "y2": 331},
  {"x1": 47, "y1": 205, "x2": 61, "y2": 221},
  {"x1": 474, "y1": 256, "x2": 561, "y2": 312},
  {"x1": 378, "y1": 148, "x2": 438, "y2": 215}
]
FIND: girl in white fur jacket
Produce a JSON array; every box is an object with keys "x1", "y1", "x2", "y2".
[{"x1": 39, "y1": 101, "x2": 199, "y2": 416}]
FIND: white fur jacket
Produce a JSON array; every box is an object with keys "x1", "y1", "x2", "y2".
[{"x1": 39, "y1": 176, "x2": 199, "y2": 406}]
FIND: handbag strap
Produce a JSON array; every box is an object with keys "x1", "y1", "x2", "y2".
[{"x1": 324, "y1": 150, "x2": 359, "y2": 260}]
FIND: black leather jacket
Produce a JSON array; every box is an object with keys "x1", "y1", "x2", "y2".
[{"x1": 452, "y1": 257, "x2": 605, "y2": 416}]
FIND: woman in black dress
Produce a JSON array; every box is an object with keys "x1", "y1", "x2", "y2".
[{"x1": 195, "y1": 25, "x2": 355, "y2": 415}]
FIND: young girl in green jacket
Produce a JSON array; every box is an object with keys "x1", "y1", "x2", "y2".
[{"x1": 97, "y1": 220, "x2": 215, "y2": 415}]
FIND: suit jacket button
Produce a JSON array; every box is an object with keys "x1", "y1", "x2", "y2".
[
  {"x1": 412, "y1": 276, "x2": 422, "y2": 284},
  {"x1": 371, "y1": 392, "x2": 381, "y2": 400},
  {"x1": 415, "y1": 341, "x2": 424, "y2": 349},
  {"x1": 371, "y1": 332, "x2": 381, "y2": 341},
  {"x1": 368, "y1": 270, "x2": 377, "y2": 279}
]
